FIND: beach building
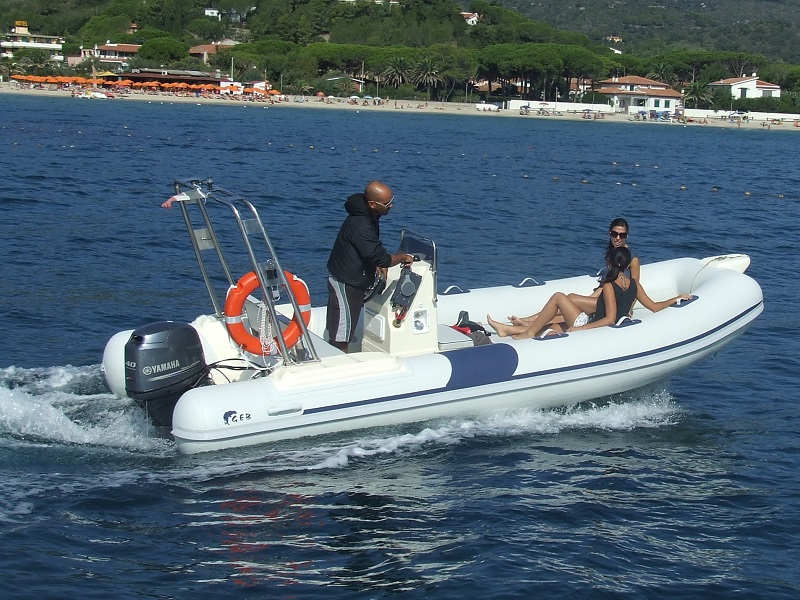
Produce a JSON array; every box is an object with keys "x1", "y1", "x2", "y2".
[
  {"x1": 597, "y1": 75, "x2": 681, "y2": 114},
  {"x1": 1, "y1": 21, "x2": 65, "y2": 62},
  {"x1": 708, "y1": 75, "x2": 781, "y2": 100},
  {"x1": 74, "y1": 42, "x2": 141, "y2": 70},
  {"x1": 189, "y1": 40, "x2": 239, "y2": 64}
]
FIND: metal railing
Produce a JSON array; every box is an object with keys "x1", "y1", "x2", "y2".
[{"x1": 170, "y1": 178, "x2": 319, "y2": 365}]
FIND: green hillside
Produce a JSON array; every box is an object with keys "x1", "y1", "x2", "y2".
[
  {"x1": 494, "y1": 0, "x2": 800, "y2": 64},
  {"x1": 4, "y1": 0, "x2": 800, "y2": 63}
]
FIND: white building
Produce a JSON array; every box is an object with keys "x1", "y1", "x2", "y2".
[
  {"x1": 1, "y1": 21, "x2": 64, "y2": 62},
  {"x1": 708, "y1": 75, "x2": 781, "y2": 100},
  {"x1": 77, "y1": 42, "x2": 141, "y2": 70},
  {"x1": 597, "y1": 75, "x2": 682, "y2": 114}
]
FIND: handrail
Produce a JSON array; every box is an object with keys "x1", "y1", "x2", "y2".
[{"x1": 170, "y1": 178, "x2": 319, "y2": 366}]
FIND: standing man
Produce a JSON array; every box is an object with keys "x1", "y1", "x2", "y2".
[{"x1": 326, "y1": 180, "x2": 415, "y2": 352}]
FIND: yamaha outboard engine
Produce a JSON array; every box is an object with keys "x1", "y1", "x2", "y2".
[{"x1": 124, "y1": 321, "x2": 208, "y2": 427}]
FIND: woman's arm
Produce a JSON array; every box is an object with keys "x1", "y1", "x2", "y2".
[
  {"x1": 630, "y1": 256, "x2": 641, "y2": 282},
  {"x1": 636, "y1": 282, "x2": 692, "y2": 313}
]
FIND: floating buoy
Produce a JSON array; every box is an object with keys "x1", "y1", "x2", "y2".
[
  {"x1": 553, "y1": 176, "x2": 558, "y2": 181},
  {"x1": 680, "y1": 185, "x2": 687, "y2": 190},
  {"x1": 582, "y1": 179, "x2": 589, "y2": 184},
  {"x1": 778, "y1": 193, "x2": 785, "y2": 198},
  {"x1": 712, "y1": 187, "x2": 718, "y2": 192},
  {"x1": 745, "y1": 191, "x2": 751, "y2": 196},
  {"x1": 631, "y1": 182, "x2": 638, "y2": 187}
]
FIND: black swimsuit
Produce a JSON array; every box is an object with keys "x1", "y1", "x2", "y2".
[{"x1": 591, "y1": 279, "x2": 638, "y2": 323}]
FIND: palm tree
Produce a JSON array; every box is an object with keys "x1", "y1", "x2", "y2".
[
  {"x1": 413, "y1": 57, "x2": 443, "y2": 101},
  {"x1": 682, "y1": 80, "x2": 712, "y2": 109},
  {"x1": 646, "y1": 62, "x2": 678, "y2": 88},
  {"x1": 381, "y1": 56, "x2": 412, "y2": 89}
]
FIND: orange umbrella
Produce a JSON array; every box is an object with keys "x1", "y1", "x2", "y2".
[{"x1": 268, "y1": 89, "x2": 281, "y2": 95}]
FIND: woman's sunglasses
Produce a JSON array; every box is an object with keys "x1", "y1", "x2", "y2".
[{"x1": 610, "y1": 231, "x2": 628, "y2": 239}]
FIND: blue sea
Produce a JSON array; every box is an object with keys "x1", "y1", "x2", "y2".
[{"x1": 1, "y1": 94, "x2": 798, "y2": 598}]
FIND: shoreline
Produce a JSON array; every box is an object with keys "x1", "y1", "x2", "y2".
[{"x1": 1, "y1": 82, "x2": 795, "y2": 131}]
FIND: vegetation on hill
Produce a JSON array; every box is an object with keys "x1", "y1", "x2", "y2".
[
  {"x1": 494, "y1": 0, "x2": 800, "y2": 65},
  {"x1": 2, "y1": 0, "x2": 800, "y2": 112}
]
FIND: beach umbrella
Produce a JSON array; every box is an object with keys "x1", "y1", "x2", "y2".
[{"x1": 268, "y1": 89, "x2": 281, "y2": 95}]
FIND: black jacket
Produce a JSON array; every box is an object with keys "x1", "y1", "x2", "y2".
[{"x1": 327, "y1": 193, "x2": 392, "y2": 289}]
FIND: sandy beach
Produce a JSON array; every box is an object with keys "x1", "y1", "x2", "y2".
[{"x1": 2, "y1": 82, "x2": 797, "y2": 131}]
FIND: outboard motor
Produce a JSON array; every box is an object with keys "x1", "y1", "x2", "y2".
[{"x1": 124, "y1": 321, "x2": 208, "y2": 427}]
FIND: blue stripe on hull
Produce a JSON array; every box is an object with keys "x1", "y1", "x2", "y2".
[{"x1": 442, "y1": 343, "x2": 519, "y2": 390}]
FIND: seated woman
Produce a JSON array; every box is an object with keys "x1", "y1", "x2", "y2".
[
  {"x1": 509, "y1": 217, "x2": 640, "y2": 326},
  {"x1": 488, "y1": 247, "x2": 689, "y2": 340}
]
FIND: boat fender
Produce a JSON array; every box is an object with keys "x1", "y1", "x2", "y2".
[{"x1": 224, "y1": 270, "x2": 311, "y2": 355}]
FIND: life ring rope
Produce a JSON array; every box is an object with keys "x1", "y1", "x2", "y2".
[{"x1": 224, "y1": 270, "x2": 311, "y2": 355}]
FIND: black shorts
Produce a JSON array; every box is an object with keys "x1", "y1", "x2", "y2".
[{"x1": 326, "y1": 276, "x2": 364, "y2": 344}]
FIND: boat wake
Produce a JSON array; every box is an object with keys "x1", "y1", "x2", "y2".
[
  {"x1": 0, "y1": 364, "x2": 170, "y2": 453},
  {"x1": 305, "y1": 387, "x2": 681, "y2": 470}
]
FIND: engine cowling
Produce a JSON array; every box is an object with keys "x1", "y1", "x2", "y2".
[{"x1": 124, "y1": 321, "x2": 208, "y2": 427}]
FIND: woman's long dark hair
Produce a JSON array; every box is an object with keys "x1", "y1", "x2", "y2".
[
  {"x1": 606, "y1": 217, "x2": 629, "y2": 252},
  {"x1": 600, "y1": 246, "x2": 632, "y2": 286}
]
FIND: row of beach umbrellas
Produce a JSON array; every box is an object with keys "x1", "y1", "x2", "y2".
[{"x1": 10, "y1": 74, "x2": 282, "y2": 94}]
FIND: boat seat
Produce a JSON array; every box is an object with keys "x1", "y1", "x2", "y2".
[{"x1": 438, "y1": 324, "x2": 475, "y2": 351}]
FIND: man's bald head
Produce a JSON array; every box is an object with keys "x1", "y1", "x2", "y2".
[{"x1": 364, "y1": 181, "x2": 393, "y2": 205}]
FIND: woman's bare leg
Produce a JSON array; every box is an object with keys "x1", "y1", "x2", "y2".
[
  {"x1": 512, "y1": 292, "x2": 585, "y2": 339},
  {"x1": 486, "y1": 315, "x2": 530, "y2": 337}
]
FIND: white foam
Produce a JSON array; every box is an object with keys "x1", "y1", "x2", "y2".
[
  {"x1": 302, "y1": 387, "x2": 679, "y2": 470},
  {"x1": 0, "y1": 364, "x2": 170, "y2": 453}
]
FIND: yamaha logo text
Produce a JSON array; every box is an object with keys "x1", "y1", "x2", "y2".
[{"x1": 141, "y1": 359, "x2": 180, "y2": 376}]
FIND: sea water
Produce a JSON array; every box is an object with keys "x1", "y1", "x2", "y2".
[{"x1": 0, "y1": 95, "x2": 798, "y2": 598}]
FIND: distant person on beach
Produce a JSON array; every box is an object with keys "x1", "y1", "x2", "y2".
[
  {"x1": 488, "y1": 247, "x2": 689, "y2": 339},
  {"x1": 326, "y1": 181, "x2": 415, "y2": 352},
  {"x1": 509, "y1": 218, "x2": 640, "y2": 327}
]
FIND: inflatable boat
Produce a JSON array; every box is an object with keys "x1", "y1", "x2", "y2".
[{"x1": 102, "y1": 179, "x2": 764, "y2": 454}]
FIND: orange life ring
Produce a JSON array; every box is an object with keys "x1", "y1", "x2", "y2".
[{"x1": 224, "y1": 270, "x2": 311, "y2": 355}]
